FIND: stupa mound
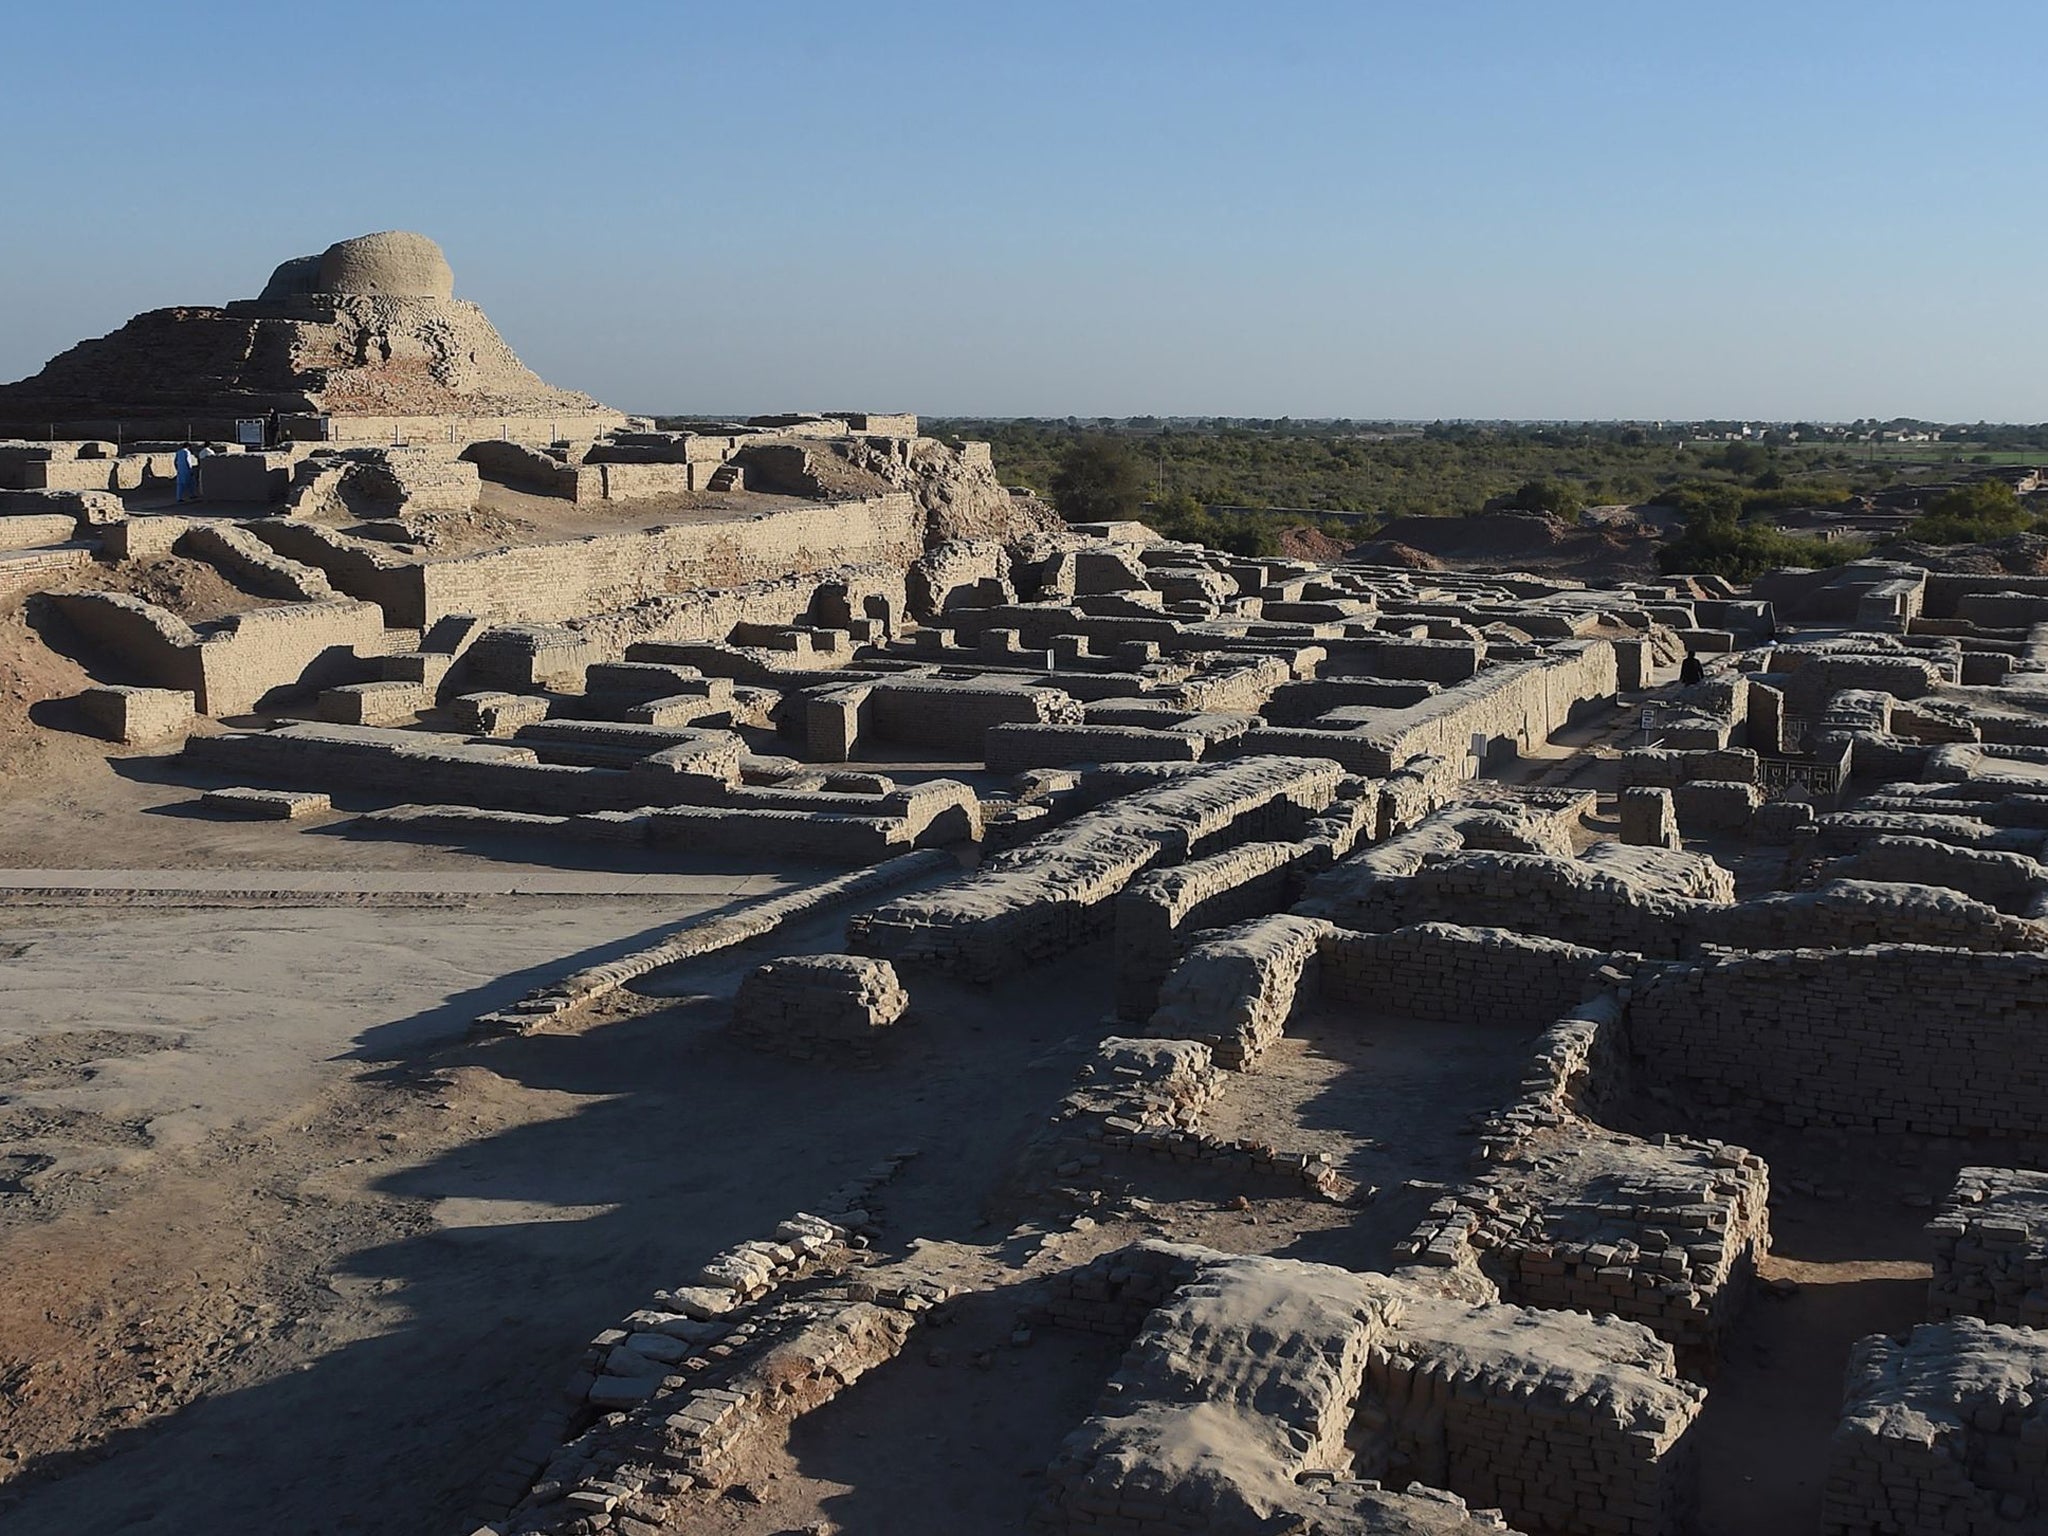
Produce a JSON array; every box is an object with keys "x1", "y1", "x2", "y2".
[{"x1": 0, "y1": 230, "x2": 623, "y2": 442}]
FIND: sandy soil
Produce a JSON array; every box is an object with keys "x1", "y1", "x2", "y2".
[{"x1": 0, "y1": 916, "x2": 1124, "y2": 1535}]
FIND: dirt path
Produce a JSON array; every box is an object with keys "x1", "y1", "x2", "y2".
[{"x1": 1688, "y1": 1122, "x2": 1995, "y2": 1536}]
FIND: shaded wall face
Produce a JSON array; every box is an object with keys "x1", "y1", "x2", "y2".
[{"x1": 1628, "y1": 946, "x2": 2048, "y2": 1136}]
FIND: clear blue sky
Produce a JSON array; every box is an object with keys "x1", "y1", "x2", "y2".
[{"x1": 3, "y1": 0, "x2": 2042, "y2": 420}]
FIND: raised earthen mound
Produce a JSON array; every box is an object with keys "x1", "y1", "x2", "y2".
[
  {"x1": 1368, "y1": 511, "x2": 1574, "y2": 560},
  {"x1": 1348, "y1": 538, "x2": 1444, "y2": 571},
  {"x1": 1272, "y1": 524, "x2": 1352, "y2": 562},
  {"x1": 0, "y1": 231, "x2": 620, "y2": 438},
  {"x1": 1884, "y1": 533, "x2": 2048, "y2": 576},
  {"x1": 1353, "y1": 511, "x2": 1659, "y2": 581}
]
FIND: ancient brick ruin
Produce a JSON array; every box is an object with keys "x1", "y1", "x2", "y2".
[{"x1": 11, "y1": 242, "x2": 2048, "y2": 1536}]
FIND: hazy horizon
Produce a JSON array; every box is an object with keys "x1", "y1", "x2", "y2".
[{"x1": 5, "y1": 0, "x2": 2044, "y2": 422}]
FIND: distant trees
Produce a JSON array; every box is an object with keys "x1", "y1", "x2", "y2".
[
  {"x1": 1658, "y1": 511, "x2": 1868, "y2": 580},
  {"x1": 935, "y1": 418, "x2": 2036, "y2": 537},
  {"x1": 1653, "y1": 476, "x2": 1869, "y2": 579},
  {"x1": 1913, "y1": 480, "x2": 2037, "y2": 545},
  {"x1": 1712, "y1": 441, "x2": 1774, "y2": 477},
  {"x1": 1506, "y1": 478, "x2": 1585, "y2": 517},
  {"x1": 1049, "y1": 437, "x2": 1150, "y2": 523}
]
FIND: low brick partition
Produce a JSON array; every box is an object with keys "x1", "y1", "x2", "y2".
[
  {"x1": 1399, "y1": 995, "x2": 1772, "y2": 1362},
  {"x1": 200, "y1": 787, "x2": 332, "y2": 821},
  {"x1": 471, "y1": 849, "x2": 952, "y2": 1037},
  {"x1": 1112, "y1": 840, "x2": 1304, "y2": 1019},
  {"x1": 850, "y1": 757, "x2": 1340, "y2": 980},
  {"x1": 1928, "y1": 1167, "x2": 2048, "y2": 1327},
  {"x1": 1034, "y1": 1242, "x2": 1701, "y2": 1536},
  {"x1": 1012, "y1": 1036, "x2": 1347, "y2": 1206},
  {"x1": 75, "y1": 684, "x2": 194, "y2": 746},
  {"x1": 1696, "y1": 880, "x2": 2048, "y2": 954},
  {"x1": 1145, "y1": 913, "x2": 1333, "y2": 1069},
  {"x1": 1833, "y1": 833, "x2": 2048, "y2": 914},
  {"x1": 729, "y1": 954, "x2": 908, "y2": 1061},
  {"x1": 1823, "y1": 1318, "x2": 2048, "y2": 1535},
  {"x1": 1339, "y1": 850, "x2": 1714, "y2": 958},
  {"x1": 449, "y1": 690, "x2": 550, "y2": 736}
]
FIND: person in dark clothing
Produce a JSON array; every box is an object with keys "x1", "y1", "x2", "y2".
[{"x1": 1679, "y1": 653, "x2": 1705, "y2": 686}]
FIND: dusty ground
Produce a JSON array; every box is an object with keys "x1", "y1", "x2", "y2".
[
  {"x1": 1685, "y1": 1120, "x2": 1998, "y2": 1535},
  {"x1": 0, "y1": 912, "x2": 1125, "y2": 1535}
]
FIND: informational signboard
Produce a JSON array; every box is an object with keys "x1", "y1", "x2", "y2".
[
  {"x1": 234, "y1": 418, "x2": 265, "y2": 447},
  {"x1": 1758, "y1": 755, "x2": 1846, "y2": 801}
]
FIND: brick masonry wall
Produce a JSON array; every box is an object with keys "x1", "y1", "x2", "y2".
[
  {"x1": 1113, "y1": 843, "x2": 1307, "y2": 1020},
  {"x1": 417, "y1": 495, "x2": 924, "y2": 626},
  {"x1": 1319, "y1": 923, "x2": 1620, "y2": 1029},
  {"x1": 1628, "y1": 945, "x2": 2048, "y2": 1135}
]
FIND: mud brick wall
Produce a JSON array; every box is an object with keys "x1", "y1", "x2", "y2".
[
  {"x1": 1473, "y1": 995, "x2": 1632, "y2": 1160},
  {"x1": 1038, "y1": 1245, "x2": 1700, "y2": 1536},
  {"x1": 729, "y1": 955, "x2": 908, "y2": 1061},
  {"x1": 1263, "y1": 676, "x2": 1439, "y2": 723},
  {"x1": 1319, "y1": 922, "x2": 1619, "y2": 1029},
  {"x1": 646, "y1": 805, "x2": 914, "y2": 864},
  {"x1": 1815, "y1": 809, "x2": 2048, "y2": 859},
  {"x1": 249, "y1": 518, "x2": 424, "y2": 621},
  {"x1": 1629, "y1": 945, "x2": 2048, "y2": 1135},
  {"x1": 1823, "y1": 1319, "x2": 2048, "y2": 1536},
  {"x1": 1778, "y1": 652, "x2": 1950, "y2": 713},
  {"x1": 1927, "y1": 1167, "x2": 2048, "y2": 1327},
  {"x1": 1446, "y1": 1141, "x2": 1771, "y2": 1363},
  {"x1": 865, "y1": 676, "x2": 1080, "y2": 753},
  {"x1": 459, "y1": 439, "x2": 581, "y2": 497},
  {"x1": 47, "y1": 590, "x2": 205, "y2": 695},
  {"x1": 76, "y1": 684, "x2": 195, "y2": 746},
  {"x1": 986, "y1": 722, "x2": 1213, "y2": 773},
  {"x1": 1407, "y1": 994, "x2": 1773, "y2": 1362},
  {"x1": 1319, "y1": 633, "x2": 1484, "y2": 683},
  {"x1": 1695, "y1": 880, "x2": 2048, "y2": 954},
  {"x1": 1347, "y1": 639, "x2": 1620, "y2": 776},
  {"x1": 1357, "y1": 1294, "x2": 1703, "y2": 1536},
  {"x1": 177, "y1": 522, "x2": 335, "y2": 600},
  {"x1": 1004, "y1": 1038, "x2": 1349, "y2": 1207},
  {"x1": 850, "y1": 758, "x2": 1340, "y2": 979},
  {"x1": 0, "y1": 511, "x2": 83, "y2": 550},
  {"x1": 561, "y1": 561, "x2": 909, "y2": 668},
  {"x1": 1113, "y1": 841, "x2": 1304, "y2": 1019},
  {"x1": 51, "y1": 590, "x2": 389, "y2": 715},
  {"x1": 1171, "y1": 654, "x2": 1291, "y2": 714},
  {"x1": 185, "y1": 721, "x2": 745, "y2": 815},
  {"x1": 256, "y1": 499, "x2": 923, "y2": 629},
  {"x1": 1035, "y1": 1251, "x2": 1400, "y2": 1536},
  {"x1": 1344, "y1": 851, "x2": 1706, "y2": 958},
  {"x1": 417, "y1": 495, "x2": 924, "y2": 625},
  {"x1": 1616, "y1": 747, "x2": 1760, "y2": 789},
  {"x1": 1925, "y1": 570, "x2": 2048, "y2": 619},
  {"x1": 1146, "y1": 913, "x2": 1333, "y2": 1069},
  {"x1": 850, "y1": 825, "x2": 1162, "y2": 979},
  {"x1": 907, "y1": 538, "x2": 1011, "y2": 620}
]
